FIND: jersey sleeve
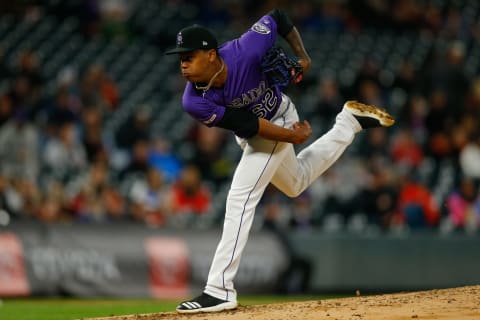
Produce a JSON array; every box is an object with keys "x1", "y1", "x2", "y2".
[
  {"x1": 236, "y1": 14, "x2": 278, "y2": 62},
  {"x1": 182, "y1": 83, "x2": 225, "y2": 127}
]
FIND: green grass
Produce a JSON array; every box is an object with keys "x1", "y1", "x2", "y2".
[
  {"x1": 0, "y1": 298, "x2": 178, "y2": 320},
  {"x1": 0, "y1": 295, "x2": 346, "y2": 320}
]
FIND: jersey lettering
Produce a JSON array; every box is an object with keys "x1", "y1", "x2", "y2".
[
  {"x1": 250, "y1": 88, "x2": 277, "y2": 118},
  {"x1": 227, "y1": 81, "x2": 268, "y2": 109},
  {"x1": 251, "y1": 103, "x2": 267, "y2": 118},
  {"x1": 262, "y1": 89, "x2": 278, "y2": 111}
]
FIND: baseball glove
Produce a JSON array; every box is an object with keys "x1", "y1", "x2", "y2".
[{"x1": 260, "y1": 46, "x2": 303, "y2": 89}]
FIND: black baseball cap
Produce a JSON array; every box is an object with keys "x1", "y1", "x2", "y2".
[{"x1": 165, "y1": 25, "x2": 218, "y2": 55}]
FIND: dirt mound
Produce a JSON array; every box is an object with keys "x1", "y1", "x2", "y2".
[{"x1": 88, "y1": 285, "x2": 480, "y2": 320}]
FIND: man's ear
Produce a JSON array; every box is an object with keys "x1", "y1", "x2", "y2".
[{"x1": 208, "y1": 49, "x2": 217, "y2": 62}]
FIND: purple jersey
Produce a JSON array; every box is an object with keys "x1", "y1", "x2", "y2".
[{"x1": 182, "y1": 15, "x2": 283, "y2": 131}]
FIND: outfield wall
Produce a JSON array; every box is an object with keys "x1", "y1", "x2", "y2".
[
  {"x1": 0, "y1": 222, "x2": 288, "y2": 298},
  {"x1": 289, "y1": 230, "x2": 480, "y2": 293},
  {"x1": 0, "y1": 222, "x2": 479, "y2": 297}
]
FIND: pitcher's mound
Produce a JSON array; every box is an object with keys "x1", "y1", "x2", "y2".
[{"x1": 88, "y1": 285, "x2": 480, "y2": 320}]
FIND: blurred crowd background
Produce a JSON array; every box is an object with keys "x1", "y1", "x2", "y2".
[{"x1": 0, "y1": 0, "x2": 479, "y2": 235}]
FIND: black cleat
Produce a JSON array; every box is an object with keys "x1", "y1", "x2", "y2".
[
  {"x1": 344, "y1": 100, "x2": 395, "y2": 129},
  {"x1": 176, "y1": 292, "x2": 238, "y2": 313}
]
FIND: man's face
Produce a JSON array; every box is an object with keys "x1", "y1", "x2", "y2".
[{"x1": 179, "y1": 49, "x2": 214, "y2": 83}]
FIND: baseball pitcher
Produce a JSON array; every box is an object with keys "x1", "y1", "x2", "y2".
[{"x1": 165, "y1": 8, "x2": 394, "y2": 313}]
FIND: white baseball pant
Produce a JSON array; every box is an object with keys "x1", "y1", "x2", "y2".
[{"x1": 204, "y1": 94, "x2": 361, "y2": 302}]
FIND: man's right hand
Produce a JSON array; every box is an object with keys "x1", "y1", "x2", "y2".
[
  {"x1": 258, "y1": 118, "x2": 311, "y2": 144},
  {"x1": 291, "y1": 120, "x2": 312, "y2": 144}
]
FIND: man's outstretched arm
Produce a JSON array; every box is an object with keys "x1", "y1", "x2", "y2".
[{"x1": 268, "y1": 8, "x2": 311, "y2": 73}]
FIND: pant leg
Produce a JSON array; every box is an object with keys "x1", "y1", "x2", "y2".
[
  {"x1": 271, "y1": 105, "x2": 360, "y2": 197},
  {"x1": 204, "y1": 97, "x2": 360, "y2": 301},
  {"x1": 204, "y1": 135, "x2": 294, "y2": 301},
  {"x1": 204, "y1": 95, "x2": 298, "y2": 302}
]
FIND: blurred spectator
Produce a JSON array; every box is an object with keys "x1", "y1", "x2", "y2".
[
  {"x1": 148, "y1": 136, "x2": 183, "y2": 183},
  {"x1": 313, "y1": 159, "x2": 367, "y2": 223},
  {"x1": 7, "y1": 75, "x2": 33, "y2": 114},
  {"x1": 98, "y1": 0, "x2": 133, "y2": 42},
  {"x1": 100, "y1": 184, "x2": 127, "y2": 222},
  {"x1": 80, "y1": 105, "x2": 106, "y2": 162},
  {"x1": 0, "y1": 175, "x2": 22, "y2": 219},
  {"x1": 80, "y1": 63, "x2": 119, "y2": 112},
  {"x1": 393, "y1": 60, "x2": 417, "y2": 93},
  {"x1": 291, "y1": 0, "x2": 322, "y2": 32},
  {"x1": 34, "y1": 181, "x2": 67, "y2": 224},
  {"x1": 394, "y1": 167, "x2": 440, "y2": 230},
  {"x1": 42, "y1": 121, "x2": 88, "y2": 183},
  {"x1": 390, "y1": 128, "x2": 424, "y2": 168},
  {"x1": 445, "y1": 177, "x2": 480, "y2": 232},
  {"x1": 425, "y1": 90, "x2": 455, "y2": 160},
  {"x1": 259, "y1": 185, "x2": 290, "y2": 228},
  {"x1": 0, "y1": 93, "x2": 12, "y2": 126},
  {"x1": 464, "y1": 77, "x2": 480, "y2": 116},
  {"x1": 441, "y1": 7, "x2": 467, "y2": 40},
  {"x1": 422, "y1": 41, "x2": 469, "y2": 115},
  {"x1": 187, "y1": 124, "x2": 233, "y2": 186},
  {"x1": 129, "y1": 167, "x2": 169, "y2": 227},
  {"x1": 315, "y1": 76, "x2": 344, "y2": 125},
  {"x1": 360, "y1": 127, "x2": 391, "y2": 160},
  {"x1": 358, "y1": 165, "x2": 398, "y2": 229},
  {"x1": 354, "y1": 59, "x2": 382, "y2": 96},
  {"x1": 167, "y1": 164, "x2": 212, "y2": 217},
  {"x1": 16, "y1": 49, "x2": 43, "y2": 92},
  {"x1": 357, "y1": 79, "x2": 386, "y2": 107},
  {"x1": 198, "y1": 0, "x2": 236, "y2": 29},
  {"x1": 348, "y1": 0, "x2": 424, "y2": 31},
  {"x1": 402, "y1": 95, "x2": 428, "y2": 144},
  {"x1": 35, "y1": 195, "x2": 63, "y2": 223},
  {"x1": 77, "y1": 0, "x2": 102, "y2": 38},
  {"x1": 258, "y1": 184, "x2": 317, "y2": 232},
  {"x1": 0, "y1": 45, "x2": 12, "y2": 85},
  {"x1": 422, "y1": 3, "x2": 442, "y2": 34},
  {"x1": 115, "y1": 106, "x2": 151, "y2": 150},
  {"x1": 425, "y1": 89, "x2": 452, "y2": 134},
  {"x1": 16, "y1": 177, "x2": 41, "y2": 219},
  {"x1": 6, "y1": 49, "x2": 45, "y2": 121},
  {"x1": 288, "y1": 191, "x2": 314, "y2": 231},
  {"x1": 67, "y1": 159, "x2": 126, "y2": 223},
  {"x1": 0, "y1": 108, "x2": 40, "y2": 182},
  {"x1": 119, "y1": 139, "x2": 150, "y2": 180},
  {"x1": 450, "y1": 122, "x2": 471, "y2": 161},
  {"x1": 459, "y1": 131, "x2": 480, "y2": 180},
  {"x1": 46, "y1": 87, "x2": 80, "y2": 129},
  {"x1": 318, "y1": 0, "x2": 346, "y2": 32},
  {"x1": 67, "y1": 161, "x2": 110, "y2": 222}
]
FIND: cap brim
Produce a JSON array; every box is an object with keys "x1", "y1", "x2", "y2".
[{"x1": 164, "y1": 47, "x2": 197, "y2": 55}]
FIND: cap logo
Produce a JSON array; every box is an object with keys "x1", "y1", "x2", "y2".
[
  {"x1": 202, "y1": 41, "x2": 208, "y2": 46},
  {"x1": 176, "y1": 32, "x2": 183, "y2": 46}
]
